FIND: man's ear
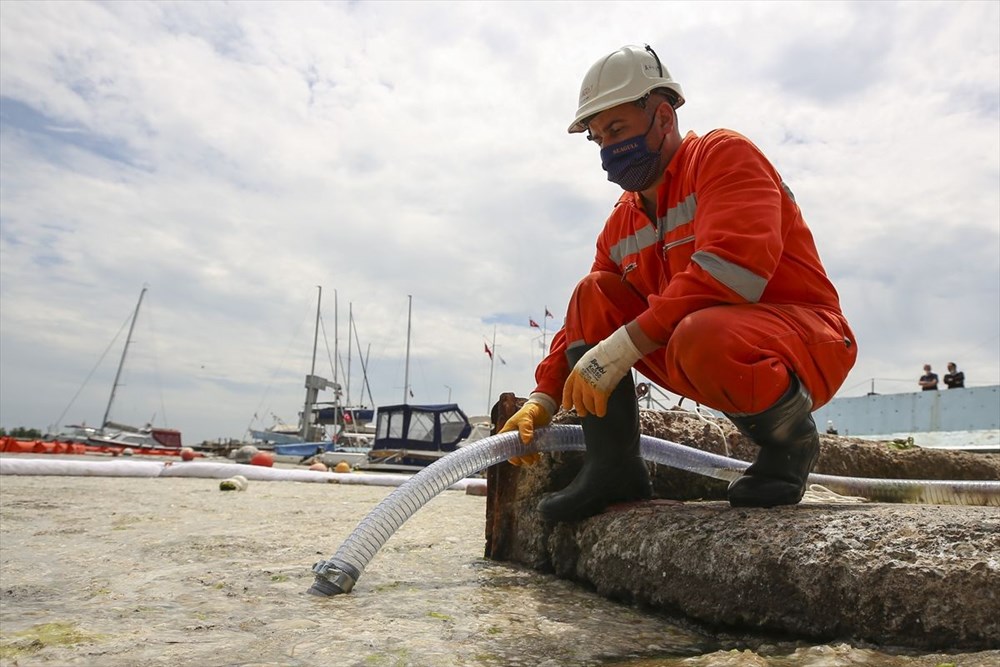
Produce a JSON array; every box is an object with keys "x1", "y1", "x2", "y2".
[{"x1": 657, "y1": 102, "x2": 675, "y2": 132}]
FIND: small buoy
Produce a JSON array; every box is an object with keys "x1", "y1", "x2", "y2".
[
  {"x1": 121, "y1": 447, "x2": 134, "y2": 457},
  {"x1": 250, "y1": 451, "x2": 274, "y2": 467},
  {"x1": 309, "y1": 462, "x2": 328, "y2": 472},
  {"x1": 220, "y1": 475, "x2": 249, "y2": 491},
  {"x1": 233, "y1": 445, "x2": 259, "y2": 464},
  {"x1": 465, "y1": 483, "x2": 488, "y2": 497},
  {"x1": 334, "y1": 461, "x2": 351, "y2": 473},
  {"x1": 180, "y1": 447, "x2": 196, "y2": 461}
]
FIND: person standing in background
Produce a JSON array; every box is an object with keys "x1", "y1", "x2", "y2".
[
  {"x1": 943, "y1": 362, "x2": 965, "y2": 389},
  {"x1": 919, "y1": 364, "x2": 939, "y2": 391}
]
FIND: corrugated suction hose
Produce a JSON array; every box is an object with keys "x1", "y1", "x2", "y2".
[{"x1": 308, "y1": 425, "x2": 1000, "y2": 596}]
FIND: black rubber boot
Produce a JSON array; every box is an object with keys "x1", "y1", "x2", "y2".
[
  {"x1": 726, "y1": 374, "x2": 820, "y2": 508},
  {"x1": 537, "y1": 345, "x2": 651, "y2": 523}
]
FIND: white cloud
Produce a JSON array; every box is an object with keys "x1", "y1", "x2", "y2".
[{"x1": 1, "y1": 0, "x2": 997, "y2": 442}]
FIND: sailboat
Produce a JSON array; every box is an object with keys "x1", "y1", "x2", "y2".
[
  {"x1": 65, "y1": 287, "x2": 184, "y2": 451},
  {"x1": 250, "y1": 287, "x2": 375, "y2": 466}
]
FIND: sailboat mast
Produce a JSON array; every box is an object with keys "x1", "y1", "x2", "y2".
[
  {"x1": 403, "y1": 294, "x2": 412, "y2": 405},
  {"x1": 101, "y1": 286, "x2": 147, "y2": 432},
  {"x1": 487, "y1": 324, "x2": 496, "y2": 414},
  {"x1": 301, "y1": 286, "x2": 322, "y2": 441},
  {"x1": 333, "y1": 289, "x2": 340, "y2": 429},
  {"x1": 333, "y1": 289, "x2": 339, "y2": 396},
  {"x1": 310, "y1": 286, "x2": 322, "y2": 377},
  {"x1": 347, "y1": 303, "x2": 354, "y2": 406}
]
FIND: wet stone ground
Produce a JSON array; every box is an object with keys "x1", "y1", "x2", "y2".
[{"x1": 0, "y1": 470, "x2": 996, "y2": 666}]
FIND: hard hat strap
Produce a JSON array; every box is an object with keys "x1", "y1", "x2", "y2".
[{"x1": 644, "y1": 44, "x2": 664, "y2": 77}]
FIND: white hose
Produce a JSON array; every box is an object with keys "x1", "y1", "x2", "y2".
[{"x1": 0, "y1": 457, "x2": 486, "y2": 491}]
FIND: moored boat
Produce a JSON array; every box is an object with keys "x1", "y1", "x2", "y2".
[
  {"x1": 49, "y1": 287, "x2": 185, "y2": 455},
  {"x1": 357, "y1": 403, "x2": 479, "y2": 473},
  {"x1": 87, "y1": 422, "x2": 183, "y2": 451},
  {"x1": 270, "y1": 442, "x2": 371, "y2": 468},
  {"x1": 248, "y1": 287, "x2": 377, "y2": 467}
]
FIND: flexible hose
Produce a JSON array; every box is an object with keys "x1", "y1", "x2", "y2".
[
  {"x1": 308, "y1": 425, "x2": 1000, "y2": 596},
  {"x1": 634, "y1": 435, "x2": 1000, "y2": 505},
  {"x1": 309, "y1": 429, "x2": 535, "y2": 596}
]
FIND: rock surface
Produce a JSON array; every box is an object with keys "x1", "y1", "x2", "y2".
[{"x1": 485, "y1": 393, "x2": 1000, "y2": 650}]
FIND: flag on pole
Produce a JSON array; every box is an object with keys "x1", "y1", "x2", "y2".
[
  {"x1": 484, "y1": 342, "x2": 493, "y2": 359},
  {"x1": 545, "y1": 307, "x2": 553, "y2": 318},
  {"x1": 529, "y1": 318, "x2": 540, "y2": 328}
]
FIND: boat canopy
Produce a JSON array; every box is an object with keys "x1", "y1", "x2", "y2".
[{"x1": 373, "y1": 404, "x2": 472, "y2": 453}]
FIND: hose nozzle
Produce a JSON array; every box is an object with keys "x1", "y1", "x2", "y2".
[{"x1": 307, "y1": 559, "x2": 359, "y2": 596}]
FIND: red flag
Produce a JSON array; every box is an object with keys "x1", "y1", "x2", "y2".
[
  {"x1": 484, "y1": 342, "x2": 493, "y2": 359},
  {"x1": 529, "y1": 318, "x2": 540, "y2": 328},
  {"x1": 545, "y1": 308, "x2": 553, "y2": 318}
]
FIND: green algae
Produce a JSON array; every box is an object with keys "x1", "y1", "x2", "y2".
[
  {"x1": 427, "y1": 611, "x2": 453, "y2": 621},
  {"x1": 363, "y1": 648, "x2": 412, "y2": 666},
  {"x1": 887, "y1": 437, "x2": 917, "y2": 450},
  {"x1": 0, "y1": 621, "x2": 103, "y2": 659}
]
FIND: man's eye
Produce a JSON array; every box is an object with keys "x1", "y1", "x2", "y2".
[{"x1": 588, "y1": 124, "x2": 624, "y2": 146}]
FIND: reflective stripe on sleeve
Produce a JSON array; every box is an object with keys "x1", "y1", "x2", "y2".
[
  {"x1": 691, "y1": 251, "x2": 768, "y2": 302},
  {"x1": 781, "y1": 181, "x2": 796, "y2": 203}
]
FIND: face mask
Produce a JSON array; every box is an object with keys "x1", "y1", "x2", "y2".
[{"x1": 599, "y1": 114, "x2": 666, "y2": 192}]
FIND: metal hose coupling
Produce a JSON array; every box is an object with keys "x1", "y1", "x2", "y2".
[{"x1": 308, "y1": 558, "x2": 360, "y2": 596}]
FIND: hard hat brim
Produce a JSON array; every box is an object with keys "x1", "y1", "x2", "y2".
[{"x1": 567, "y1": 88, "x2": 685, "y2": 134}]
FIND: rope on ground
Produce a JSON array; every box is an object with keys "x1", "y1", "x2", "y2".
[
  {"x1": 662, "y1": 406, "x2": 732, "y2": 457},
  {"x1": 801, "y1": 483, "x2": 867, "y2": 504}
]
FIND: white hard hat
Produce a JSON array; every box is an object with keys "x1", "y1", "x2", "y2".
[{"x1": 568, "y1": 44, "x2": 685, "y2": 134}]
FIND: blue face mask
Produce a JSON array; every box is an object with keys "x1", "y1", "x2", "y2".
[{"x1": 599, "y1": 114, "x2": 665, "y2": 192}]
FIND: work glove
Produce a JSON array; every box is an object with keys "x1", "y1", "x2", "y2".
[
  {"x1": 562, "y1": 326, "x2": 643, "y2": 418},
  {"x1": 498, "y1": 393, "x2": 557, "y2": 466}
]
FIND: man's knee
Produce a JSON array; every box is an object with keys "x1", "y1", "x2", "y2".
[
  {"x1": 571, "y1": 271, "x2": 628, "y2": 302},
  {"x1": 666, "y1": 309, "x2": 756, "y2": 393},
  {"x1": 671, "y1": 309, "x2": 732, "y2": 357},
  {"x1": 567, "y1": 272, "x2": 647, "y2": 342}
]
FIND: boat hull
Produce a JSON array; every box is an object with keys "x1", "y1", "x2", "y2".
[{"x1": 271, "y1": 442, "x2": 370, "y2": 467}]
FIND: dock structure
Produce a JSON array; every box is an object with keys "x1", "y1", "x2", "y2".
[{"x1": 812, "y1": 384, "x2": 999, "y2": 452}]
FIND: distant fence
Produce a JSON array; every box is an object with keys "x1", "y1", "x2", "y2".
[{"x1": 812, "y1": 385, "x2": 999, "y2": 436}]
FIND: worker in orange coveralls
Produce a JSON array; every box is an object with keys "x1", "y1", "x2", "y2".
[{"x1": 499, "y1": 44, "x2": 857, "y2": 522}]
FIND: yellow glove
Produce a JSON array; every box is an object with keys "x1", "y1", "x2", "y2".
[
  {"x1": 562, "y1": 326, "x2": 643, "y2": 417},
  {"x1": 498, "y1": 393, "x2": 556, "y2": 466}
]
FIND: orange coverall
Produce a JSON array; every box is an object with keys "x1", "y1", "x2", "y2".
[{"x1": 535, "y1": 129, "x2": 857, "y2": 415}]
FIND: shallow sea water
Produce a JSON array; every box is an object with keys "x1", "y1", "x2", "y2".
[{"x1": 0, "y1": 465, "x2": 995, "y2": 666}]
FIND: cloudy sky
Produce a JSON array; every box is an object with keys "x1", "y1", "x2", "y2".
[{"x1": 1, "y1": 1, "x2": 997, "y2": 444}]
